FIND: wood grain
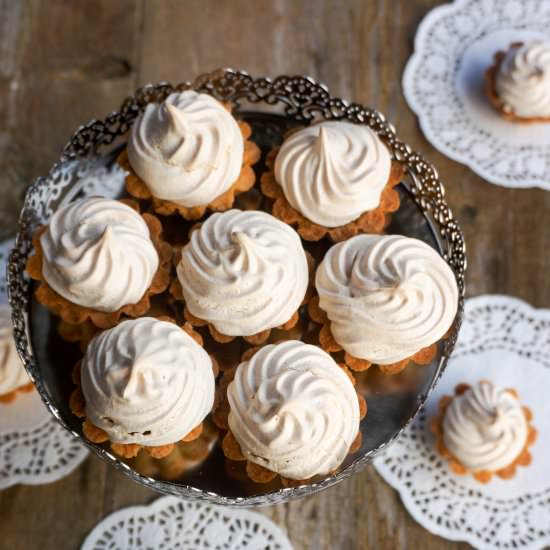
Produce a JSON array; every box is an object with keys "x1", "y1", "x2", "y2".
[{"x1": 0, "y1": 0, "x2": 545, "y2": 548}]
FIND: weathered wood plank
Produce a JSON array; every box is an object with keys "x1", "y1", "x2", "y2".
[{"x1": 0, "y1": 0, "x2": 142, "y2": 237}]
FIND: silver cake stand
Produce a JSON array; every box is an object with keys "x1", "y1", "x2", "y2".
[{"x1": 7, "y1": 69, "x2": 466, "y2": 506}]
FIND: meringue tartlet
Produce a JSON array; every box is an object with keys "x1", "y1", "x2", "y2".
[
  {"x1": 432, "y1": 381, "x2": 537, "y2": 483},
  {"x1": 0, "y1": 304, "x2": 33, "y2": 403},
  {"x1": 172, "y1": 209, "x2": 310, "y2": 344},
  {"x1": 486, "y1": 41, "x2": 550, "y2": 123},
  {"x1": 71, "y1": 317, "x2": 216, "y2": 459},
  {"x1": 260, "y1": 120, "x2": 404, "y2": 241},
  {"x1": 26, "y1": 197, "x2": 171, "y2": 329},
  {"x1": 311, "y1": 234, "x2": 459, "y2": 373},
  {"x1": 220, "y1": 340, "x2": 365, "y2": 483},
  {"x1": 120, "y1": 90, "x2": 261, "y2": 220}
]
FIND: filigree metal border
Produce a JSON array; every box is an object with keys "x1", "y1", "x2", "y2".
[{"x1": 8, "y1": 68, "x2": 466, "y2": 506}]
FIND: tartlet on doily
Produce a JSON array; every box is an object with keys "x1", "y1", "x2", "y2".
[
  {"x1": 118, "y1": 91, "x2": 261, "y2": 220},
  {"x1": 213, "y1": 341, "x2": 367, "y2": 486},
  {"x1": 310, "y1": 234, "x2": 458, "y2": 374},
  {"x1": 169, "y1": 209, "x2": 314, "y2": 346},
  {"x1": 26, "y1": 198, "x2": 172, "y2": 330},
  {"x1": 432, "y1": 381, "x2": 537, "y2": 483},
  {"x1": 69, "y1": 317, "x2": 218, "y2": 460},
  {"x1": 260, "y1": 121, "x2": 404, "y2": 242},
  {"x1": 0, "y1": 382, "x2": 34, "y2": 404},
  {"x1": 0, "y1": 304, "x2": 33, "y2": 403},
  {"x1": 485, "y1": 41, "x2": 550, "y2": 124}
]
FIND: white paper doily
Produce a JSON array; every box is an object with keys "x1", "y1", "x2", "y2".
[
  {"x1": 81, "y1": 496, "x2": 293, "y2": 550},
  {"x1": 374, "y1": 295, "x2": 550, "y2": 550},
  {"x1": 0, "y1": 238, "x2": 88, "y2": 489},
  {"x1": 403, "y1": 0, "x2": 550, "y2": 189}
]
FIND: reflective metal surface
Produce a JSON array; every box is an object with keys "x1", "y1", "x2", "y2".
[{"x1": 8, "y1": 69, "x2": 466, "y2": 506}]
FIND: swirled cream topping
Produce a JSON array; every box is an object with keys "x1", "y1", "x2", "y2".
[
  {"x1": 127, "y1": 91, "x2": 244, "y2": 207},
  {"x1": 40, "y1": 197, "x2": 159, "y2": 312},
  {"x1": 274, "y1": 121, "x2": 392, "y2": 227},
  {"x1": 0, "y1": 305, "x2": 30, "y2": 396},
  {"x1": 316, "y1": 234, "x2": 458, "y2": 364},
  {"x1": 227, "y1": 340, "x2": 360, "y2": 479},
  {"x1": 495, "y1": 41, "x2": 550, "y2": 118},
  {"x1": 176, "y1": 209, "x2": 309, "y2": 336},
  {"x1": 81, "y1": 318, "x2": 215, "y2": 446},
  {"x1": 442, "y1": 381, "x2": 528, "y2": 472}
]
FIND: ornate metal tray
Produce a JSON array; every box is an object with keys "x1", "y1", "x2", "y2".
[{"x1": 7, "y1": 69, "x2": 466, "y2": 506}]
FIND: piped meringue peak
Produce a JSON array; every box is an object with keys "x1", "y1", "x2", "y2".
[
  {"x1": 0, "y1": 304, "x2": 29, "y2": 396},
  {"x1": 176, "y1": 209, "x2": 309, "y2": 336},
  {"x1": 315, "y1": 234, "x2": 458, "y2": 364},
  {"x1": 227, "y1": 340, "x2": 360, "y2": 480},
  {"x1": 442, "y1": 381, "x2": 529, "y2": 473},
  {"x1": 81, "y1": 318, "x2": 215, "y2": 446},
  {"x1": 495, "y1": 41, "x2": 550, "y2": 118},
  {"x1": 274, "y1": 121, "x2": 392, "y2": 227},
  {"x1": 40, "y1": 197, "x2": 159, "y2": 312},
  {"x1": 127, "y1": 90, "x2": 244, "y2": 207}
]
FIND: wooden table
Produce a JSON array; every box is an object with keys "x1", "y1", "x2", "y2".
[{"x1": 2, "y1": 1, "x2": 548, "y2": 548}]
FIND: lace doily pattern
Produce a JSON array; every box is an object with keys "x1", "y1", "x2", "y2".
[
  {"x1": 404, "y1": 0, "x2": 550, "y2": 189},
  {"x1": 81, "y1": 496, "x2": 293, "y2": 550},
  {"x1": 374, "y1": 295, "x2": 550, "y2": 550},
  {"x1": 0, "y1": 416, "x2": 88, "y2": 490},
  {"x1": 0, "y1": 237, "x2": 89, "y2": 489}
]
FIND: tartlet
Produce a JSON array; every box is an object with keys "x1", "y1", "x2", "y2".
[
  {"x1": 26, "y1": 197, "x2": 171, "y2": 330},
  {"x1": 311, "y1": 234, "x2": 458, "y2": 374},
  {"x1": 214, "y1": 340, "x2": 367, "y2": 485},
  {"x1": 170, "y1": 209, "x2": 311, "y2": 345},
  {"x1": 69, "y1": 317, "x2": 217, "y2": 459},
  {"x1": 119, "y1": 90, "x2": 261, "y2": 220},
  {"x1": 128, "y1": 420, "x2": 219, "y2": 480},
  {"x1": 432, "y1": 381, "x2": 537, "y2": 483},
  {"x1": 0, "y1": 304, "x2": 33, "y2": 403},
  {"x1": 260, "y1": 121, "x2": 404, "y2": 241},
  {"x1": 485, "y1": 40, "x2": 550, "y2": 123}
]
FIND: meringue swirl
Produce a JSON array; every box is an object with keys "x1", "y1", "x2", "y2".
[
  {"x1": 127, "y1": 91, "x2": 244, "y2": 207},
  {"x1": 81, "y1": 318, "x2": 215, "y2": 446},
  {"x1": 40, "y1": 197, "x2": 159, "y2": 312},
  {"x1": 0, "y1": 305, "x2": 29, "y2": 396},
  {"x1": 442, "y1": 381, "x2": 528, "y2": 472},
  {"x1": 176, "y1": 209, "x2": 309, "y2": 336},
  {"x1": 227, "y1": 340, "x2": 360, "y2": 479},
  {"x1": 274, "y1": 121, "x2": 392, "y2": 227},
  {"x1": 495, "y1": 41, "x2": 550, "y2": 118},
  {"x1": 316, "y1": 234, "x2": 458, "y2": 364}
]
